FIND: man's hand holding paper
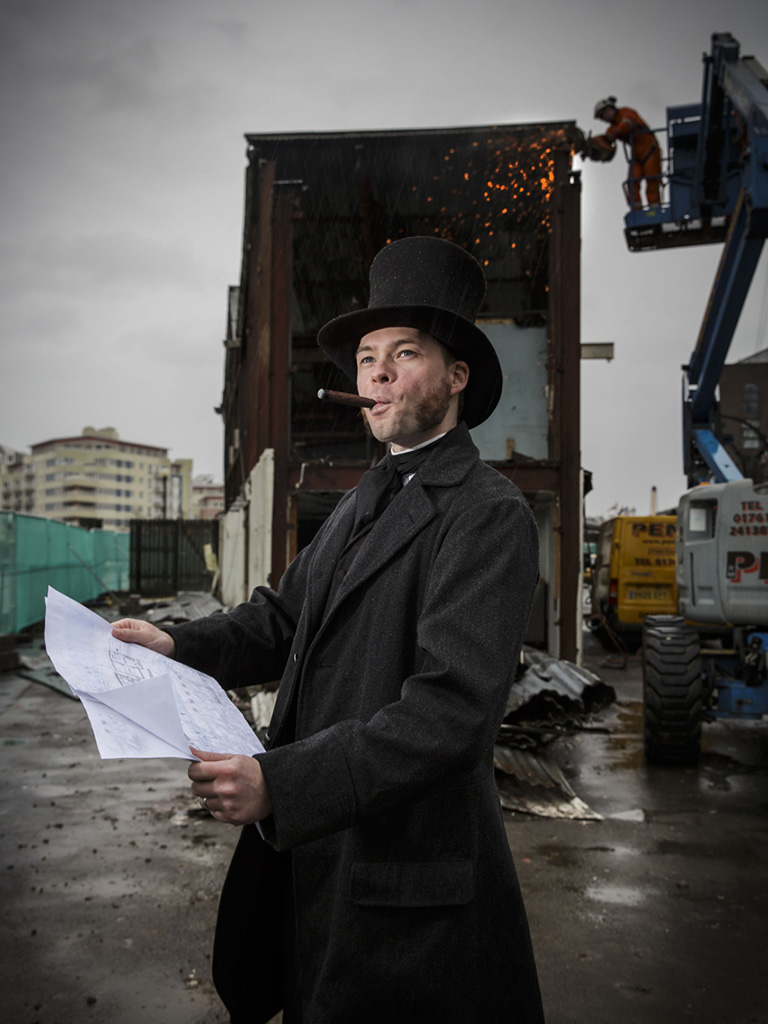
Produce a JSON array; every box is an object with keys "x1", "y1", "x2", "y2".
[{"x1": 111, "y1": 618, "x2": 176, "y2": 657}]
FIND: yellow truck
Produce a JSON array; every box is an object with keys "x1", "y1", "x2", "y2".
[{"x1": 590, "y1": 515, "x2": 678, "y2": 649}]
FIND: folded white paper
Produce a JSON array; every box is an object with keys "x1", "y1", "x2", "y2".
[{"x1": 44, "y1": 587, "x2": 264, "y2": 761}]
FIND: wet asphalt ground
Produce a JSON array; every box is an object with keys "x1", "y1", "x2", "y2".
[
  {"x1": 1, "y1": 627, "x2": 767, "y2": 1024},
  {"x1": 516, "y1": 631, "x2": 768, "y2": 1024}
]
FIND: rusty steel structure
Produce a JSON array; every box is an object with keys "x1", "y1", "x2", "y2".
[{"x1": 220, "y1": 124, "x2": 582, "y2": 659}]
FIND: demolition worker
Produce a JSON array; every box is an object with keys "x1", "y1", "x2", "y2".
[
  {"x1": 112, "y1": 235, "x2": 544, "y2": 1024},
  {"x1": 593, "y1": 96, "x2": 662, "y2": 209}
]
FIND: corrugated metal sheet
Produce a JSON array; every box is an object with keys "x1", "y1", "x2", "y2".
[
  {"x1": 494, "y1": 744, "x2": 602, "y2": 820},
  {"x1": 507, "y1": 646, "x2": 616, "y2": 715}
]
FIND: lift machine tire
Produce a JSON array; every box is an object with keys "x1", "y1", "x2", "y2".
[{"x1": 642, "y1": 615, "x2": 705, "y2": 765}]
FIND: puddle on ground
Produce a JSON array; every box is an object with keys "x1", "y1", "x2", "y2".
[
  {"x1": 612, "y1": 702, "x2": 643, "y2": 733},
  {"x1": 584, "y1": 882, "x2": 650, "y2": 907},
  {"x1": 697, "y1": 750, "x2": 762, "y2": 793},
  {"x1": 535, "y1": 843, "x2": 641, "y2": 868},
  {"x1": 533, "y1": 844, "x2": 584, "y2": 869},
  {"x1": 605, "y1": 742, "x2": 644, "y2": 772},
  {"x1": 604, "y1": 701, "x2": 645, "y2": 771}
]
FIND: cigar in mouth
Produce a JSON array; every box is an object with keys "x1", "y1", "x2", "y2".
[{"x1": 317, "y1": 388, "x2": 376, "y2": 409}]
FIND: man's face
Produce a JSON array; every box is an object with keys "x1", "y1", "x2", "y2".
[{"x1": 355, "y1": 327, "x2": 469, "y2": 451}]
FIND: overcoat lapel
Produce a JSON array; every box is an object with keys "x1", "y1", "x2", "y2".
[
  {"x1": 329, "y1": 481, "x2": 436, "y2": 613},
  {"x1": 302, "y1": 492, "x2": 356, "y2": 628},
  {"x1": 266, "y1": 494, "x2": 356, "y2": 744}
]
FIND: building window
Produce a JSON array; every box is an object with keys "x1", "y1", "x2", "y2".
[
  {"x1": 743, "y1": 420, "x2": 761, "y2": 451},
  {"x1": 742, "y1": 382, "x2": 760, "y2": 417}
]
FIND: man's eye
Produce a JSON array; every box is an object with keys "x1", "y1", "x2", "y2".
[{"x1": 398, "y1": 348, "x2": 416, "y2": 357}]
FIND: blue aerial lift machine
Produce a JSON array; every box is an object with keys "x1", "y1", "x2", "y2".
[{"x1": 584, "y1": 33, "x2": 768, "y2": 763}]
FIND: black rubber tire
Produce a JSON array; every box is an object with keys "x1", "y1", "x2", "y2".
[{"x1": 642, "y1": 615, "x2": 704, "y2": 765}]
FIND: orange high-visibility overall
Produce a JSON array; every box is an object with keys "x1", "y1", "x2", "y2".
[{"x1": 605, "y1": 106, "x2": 661, "y2": 208}]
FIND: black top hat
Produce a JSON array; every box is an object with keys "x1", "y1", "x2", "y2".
[{"x1": 317, "y1": 236, "x2": 503, "y2": 429}]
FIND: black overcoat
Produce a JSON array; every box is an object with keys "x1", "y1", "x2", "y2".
[{"x1": 170, "y1": 425, "x2": 544, "y2": 1024}]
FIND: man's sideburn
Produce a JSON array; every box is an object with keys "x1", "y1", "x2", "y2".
[
  {"x1": 411, "y1": 377, "x2": 454, "y2": 436},
  {"x1": 360, "y1": 376, "x2": 454, "y2": 444}
]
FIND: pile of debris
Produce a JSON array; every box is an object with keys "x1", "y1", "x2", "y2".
[
  {"x1": 503, "y1": 646, "x2": 615, "y2": 748},
  {"x1": 493, "y1": 647, "x2": 616, "y2": 820}
]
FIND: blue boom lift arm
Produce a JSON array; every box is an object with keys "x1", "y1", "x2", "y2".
[
  {"x1": 683, "y1": 34, "x2": 768, "y2": 485},
  {"x1": 622, "y1": 33, "x2": 768, "y2": 486}
]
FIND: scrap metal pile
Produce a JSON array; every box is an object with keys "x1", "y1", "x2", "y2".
[
  {"x1": 503, "y1": 646, "x2": 615, "y2": 747},
  {"x1": 495, "y1": 647, "x2": 616, "y2": 819}
]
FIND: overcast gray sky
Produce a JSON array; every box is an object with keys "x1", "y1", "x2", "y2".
[{"x1": 1, "y1": 0, "x2": 766, "y2": 518}]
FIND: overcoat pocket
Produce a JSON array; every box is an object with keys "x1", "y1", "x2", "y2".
[{"x1": 350, "y1": 859, "x2": 473, "y2": 907}]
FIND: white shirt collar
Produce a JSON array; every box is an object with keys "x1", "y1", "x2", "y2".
[{"x1": 390, "y1": 432, "x2": 448, "y2": 457}]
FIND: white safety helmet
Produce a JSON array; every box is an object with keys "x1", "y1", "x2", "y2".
[{"x1": 594, "y1": 96, "x2": 618, "y2": 119}]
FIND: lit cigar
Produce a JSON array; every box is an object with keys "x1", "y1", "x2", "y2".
[{"x1": 317, "y1": 388, "x2": 376, "y2": 409}]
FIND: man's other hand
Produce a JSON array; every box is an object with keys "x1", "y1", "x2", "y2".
[
  {"x1": 188, "y1": 747, "x2": 273, "y2": 825},
  {"x1": 111, "y1": 618, "x2": 176, "y2": 657}
]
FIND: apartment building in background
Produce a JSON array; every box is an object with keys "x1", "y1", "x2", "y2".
[
  {"x1": 0, "y1": 444, "x2": 28, "y2": 509},
  {"x1": 0, "y1": 427, "x2": 195, "y2": 531},
  {"x1": 191, "y1": 475, "x2": 225, "y2": 520}
]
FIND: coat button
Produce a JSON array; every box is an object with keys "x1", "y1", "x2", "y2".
[{"x1": 293, "y1": 652, "x2": 299, "y2": 662}]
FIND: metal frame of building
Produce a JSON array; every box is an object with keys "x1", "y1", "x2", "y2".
[{"x1": 219, "y1": 124, "x2": 583, "y2": 660}]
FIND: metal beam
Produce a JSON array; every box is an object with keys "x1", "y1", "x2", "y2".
[
  {"x1": 286, "y1": 461, "x2": 562, "y2": 501},
  {"x1": 489, "y1": 464, "x2": 561, "y2": 493},
  {"x1": 269, "y1": 188, "x2": 297, "y2": 585},
  {"x1": 245, "y1": 160, "x2": 275, "y2": 475},
  {"x1": 547, "y1": 151, "x2": 582, "y2": 663},
  {"x1": 288, "y1": 464, "x2": 367, "y2": 492},
  {"x1": 720, "y1": 54, "x2": 768, "y2": 131},
  {"x1": 581, "y1": 343, "x2": 614, "y2": 361}
]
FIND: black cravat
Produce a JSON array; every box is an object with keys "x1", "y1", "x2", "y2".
[
  {"x1": 323, "y1": 436, "x2": 448, "y2": 621},
  {"x1": 352, "y1": 436, "x2": 445, "y2": 535}
]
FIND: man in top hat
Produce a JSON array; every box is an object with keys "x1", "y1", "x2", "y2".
[{"x1": 112, "y1": 236, "x2": 544, "y2": 1024}]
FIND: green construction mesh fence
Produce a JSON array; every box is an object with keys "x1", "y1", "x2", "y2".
[{"x1": 0, "y1": 512, "x2": 130, "y2": 634}]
